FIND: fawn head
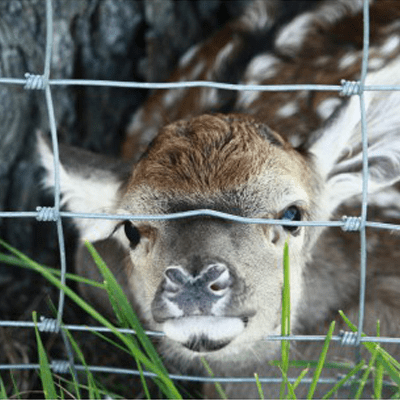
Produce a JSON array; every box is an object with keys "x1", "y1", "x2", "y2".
[{"x1": 37, "y1": 58, "x2": 400, "y2": 370}]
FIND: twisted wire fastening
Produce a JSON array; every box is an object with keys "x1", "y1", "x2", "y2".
[
  {"x1": 39, "y1": 316, "x2": 59, "y2": 333},
  {"x1": 341, "y1": 216, "x2": 362, "y2": 232},
  {"x1": 36, "y1": 206, "x2": 59, "y2": 221},
  {"x1": 24, "y1": 73, "x2": 46, "y2": 90},
  {"x1": 340, "y1": 79, "x2": 362, "y2": 96},
  {"x1": 339, "y1": 330, "x2": 359, "y2": 346},
  {"x1": 51, "y1": 360, "x2": 70, "y2": 374}
]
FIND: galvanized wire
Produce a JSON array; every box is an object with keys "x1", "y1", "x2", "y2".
[
  {"x1": 1, "y1": 0, "x2": 400, "y2": 389},
  {"x1": 1, "y1": 76, "x2": 400, "y2": 92},
  {"x1": 355, "y1": 0, "x2": 370, "y2": 351}
]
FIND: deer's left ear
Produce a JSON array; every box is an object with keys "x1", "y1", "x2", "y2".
[
  {"x1": 36, "y1": 133, "x2": 133, "y2": 241},
  {"x1": 309, "y1": 58, "x2": 400, "y2": 215}
]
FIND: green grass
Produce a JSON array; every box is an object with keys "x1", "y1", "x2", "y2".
[
  {"x1": 0, "y1": 238, "x2": 180, "y2": 399},
  {"x1": 1, "y1": 237, "x2": 400, "y2": 398}
]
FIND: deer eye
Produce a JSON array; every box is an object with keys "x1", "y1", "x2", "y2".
[
  {"x1": 281, "y1": 206, "x2": 301, "y2": 233},
  {"x1": 124, "y1": 221, "x2": 141, "y2": 248}
]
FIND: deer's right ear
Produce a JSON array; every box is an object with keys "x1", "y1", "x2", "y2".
[
  {"x1": 309, "y1": 58, "x2": 400, "y2": 217},
  {"x1": 36, "y1": 132, "x2": 132, "y2": 242}
]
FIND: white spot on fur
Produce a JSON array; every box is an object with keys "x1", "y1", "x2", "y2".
[
  {"x1": 317, "y1": 97, "x2": 342, "y2": 120},
  {"x1": 235, "y1": 87, "x2": 261, "y2": 109},
  {"x1": 244, "y1": 54, "x2": 279, "y2": 82},
  {"x1": 338, "y1": 52, "x2": 359, "y2": 70},
  {"x1": 127, "y1": 108, "x2": 161, "y2": 140},
  {"x1": 127, "y1": 108, "x2": 145, "y2": 135},
  {"x1": 380, "y1": 35, "x2": 400, "y2": 56},
  {"x1": 276, "y1": 0, "x2": 364, "y2": 57},
  {"x1": 315, "y1": 56, "x2": 330, "y2": 66},
  {"x1": 163, "y1": 316, "x2": 245, "y2": 344},
  {"x1": 201, "y1": 87, "x2": 219, "y2": 108},
  {"x1": 236, "y1": 54, "x2": 280, "y2": 108},
  {"x1": 214, "y1": 42, "x2": 235, "y2": 73},
  {"x1": 317, "y1": 0, "x2": 364, "y2": 24},
  {"x1": 179, "y1": 44, "x2": 200, "y2": 68},
  {"x1": 240, "y1": 0, "x2": 273, "y2": 31},
  {"x1": 275, "y1": 13, "x2": 313, "y2": 56},
  {"x1": 368, "y1": 57, "x2": 385, "y2": 71},
  {"x1": 186, "y1": 61, "x2": 205, "y2": 80},
  {"x1": 289, "y1": 134, "x2": 302, "y2": 148},
  {"x1": 297, "y1": 90, "x2": 309, "y2": 99},
  {"x1": 276, "y1": 101, "x2": 299, "y2": 118},
  {"x1": 163, "y1": 88, "x2": 187, "y2": 108}
]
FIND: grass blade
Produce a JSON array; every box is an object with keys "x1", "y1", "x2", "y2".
[
  {"x1": 0, "y1": 375, "x2": 7, "y2": 399},
  {"x1": 280, "y1": 240, "x2": 291, "y2": 399},
  {"x1": 0, "y1": 252, "x2": 103, "y2": 288},
  {"x1": 62, "y1": 327, "x2": 102, "y2": 399},
  {"x1": 322, "y1": 360, "x2": 365, "y2": 399},
  {"x1": 339, "y1": 311, "x2": 400, "y2": 388},
  {"x1": 33, "y1": 311, "x2": 58, "y2": 400},
  {"x1": 373, "y1": 320, "x2": 383, "y2": 400},
  {"x1": 254, "y1": 373, "x2": 265, "y2": 399},
  {"x1": 307, "y1": 320, "x2": 335, "y2": 399},
  {"x1": 201, "y1": 357, "x2": 227, "y2": 399},
  {"x1": 279, "y1": 367, "x2": 296, "y2": 400},
  {"x1": 9, "y1": 372, "x2": 21, "y2": 400},
  {"x1": 355, "y1": 346, "x2": 378, "y2": 399},
  {"x1": 84, "y1": 242, "x2": 181, "y2": 399},
  {"x1": 85, "y1": 242, "x2": 168, "y2": 373},
  {"x1": 292, "y1": 367, "x2": 309, "y2": 391}
]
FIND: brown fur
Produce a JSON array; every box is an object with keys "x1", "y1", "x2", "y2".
[{"x1": 129, "y1": 114, "x2": 295, "y2": 194}]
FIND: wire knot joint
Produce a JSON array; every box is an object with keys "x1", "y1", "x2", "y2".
[
  {"x1": 341, "y1": 216, "x2": 362, "y2": 232},
  {"x1": 36, "y1": 206, "x2": 59, "y2": 222},
  {"x1": 51, "y1": 360, "x2": 70, "y2": 374},
  {"x1": 39, "y1": 316, "x2": 59, "y2": 333},
  {"x1": 340, "y1": 79, "x2": 362, "y2": 96},
  {"x1": 24, "y1": 73, "x2": 47, "y2": 90},
  {"x1": 339, "y1": 330, "x2": 359, "y2": 346}
]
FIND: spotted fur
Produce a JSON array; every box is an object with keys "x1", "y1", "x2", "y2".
[{"x1": 125, "y1": 0, "x2": 400, "y2": 157}]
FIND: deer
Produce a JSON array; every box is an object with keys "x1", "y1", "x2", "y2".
[{"x1": 37, "y1": 0, "x2": 400, "y2": 397}]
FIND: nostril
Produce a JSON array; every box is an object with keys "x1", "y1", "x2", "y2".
[
  {"x1": 165, "y1": 267, "x2": 189, "y2": 285},
  {"x1": 164, "y1": 267, "x2": 189, "y2": 294},
  {"x1": 209, "y1": 282, "x2": 223, "y2": 292},
  {"x1": 207, "y1": 265, "x2": 231, "y2": 295}
]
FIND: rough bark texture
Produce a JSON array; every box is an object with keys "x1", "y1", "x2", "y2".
[{"x1": 0, "y1": 1, "x2": 245, "y2": 395}]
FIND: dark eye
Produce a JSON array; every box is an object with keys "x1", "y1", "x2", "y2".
[
  {"x1": 124, "y1": 221, "x2": 141, "y2": 248},
  {"x1": 281, "y1": 206, "x2": 301, "y2": 233}
]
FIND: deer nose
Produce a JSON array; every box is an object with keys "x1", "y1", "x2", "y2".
[
  {"x1": 164, "y1": 263, "x2": 231, "y2": 296},
  {"x1": 152, "y1": 262, "x2": 234, "y2": 322}
]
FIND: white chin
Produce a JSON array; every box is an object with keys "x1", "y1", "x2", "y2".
[{"x1": 162, "y1": 316, "x2": 245, "y2": 345}]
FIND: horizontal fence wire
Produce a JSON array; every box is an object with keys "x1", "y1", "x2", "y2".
[
  {"x1": 1, "y1": 0, "x2": 400, "y2": 389},
  {"x1": 1, "y1": 76, "x2": 400, "y2": 92},
  {"x1": 2, "y1": 319, "x2": 400, "y2": 344},
  {"x1": 2, "y1": 209, "x2": 400, "y2": 232}
]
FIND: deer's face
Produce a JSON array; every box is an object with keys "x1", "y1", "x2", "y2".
[
  {"x1": 38, "y1": 53, "x2": 400, "y2": 368},
  {"x1": 113, "y1": 114, "x2": 320, "y2": 359}
]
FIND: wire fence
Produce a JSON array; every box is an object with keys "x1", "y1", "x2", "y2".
[{"x1": 1, "y1": 0, "x2": 400, "y2": 391}]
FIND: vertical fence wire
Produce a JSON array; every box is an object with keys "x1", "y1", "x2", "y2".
[{"x1": 356, "y1": 0, "x2": 370, "y2": 351}]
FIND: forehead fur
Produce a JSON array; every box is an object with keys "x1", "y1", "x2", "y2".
[{"x1": 129, "y1": 113, "x2": 304, "y2": 194}]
